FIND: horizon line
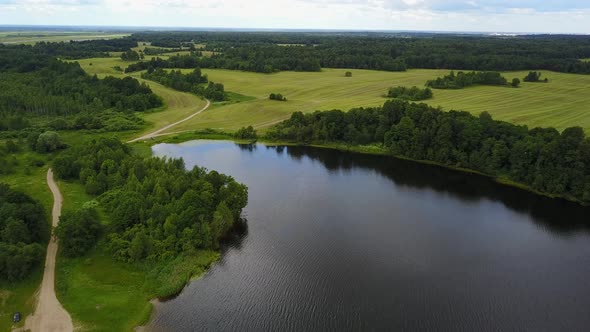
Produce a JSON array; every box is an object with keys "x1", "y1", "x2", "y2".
[{"x1": 1, "y1": 24, "x2": 589, "y2": 36}]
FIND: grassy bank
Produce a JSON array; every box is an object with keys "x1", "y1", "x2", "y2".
[
  {"x1": 52, "y1": 150, "x2": 221, "y2": 331},
  {"x1": 56, "y1": 243, "x2": 219, "y2": 332},
  {"x1": 0, "y1": 269, "x2": 43, "y2": 331}
]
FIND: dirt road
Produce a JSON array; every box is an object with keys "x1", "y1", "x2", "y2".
[
  {"x1": 22, "y1": 169, "x2": 73, "y2": 332},
  {"x1": 127, "y1": 99, "x2": 211, "y2": 143}
]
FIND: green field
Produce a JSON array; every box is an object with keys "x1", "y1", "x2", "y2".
[
  {"x1": 73, "y1": 57, "x2": 208, "y2": 140},
  {"x1": 0, "y1": 31, "x2": 129, "y2": 44},
  {"x1": 74, "y1": 57, "x2": 590, "y2": 133},
  {"x1": 173, "y1": 68, "x2": 590, "y2": 133}
]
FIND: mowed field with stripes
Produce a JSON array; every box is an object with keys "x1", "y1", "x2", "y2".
[
  {"x1": 75, "y1": 57, "x2": 590, "y2": 133},
  {"x1": 182, "y1": 68, "x2": 590, "y2": 133}
]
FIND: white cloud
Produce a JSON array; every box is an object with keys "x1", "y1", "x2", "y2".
[{"x1": 0, "y1": 0, "x2": 589, "y2": 33}]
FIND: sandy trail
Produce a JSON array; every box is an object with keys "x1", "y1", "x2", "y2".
[
  {"x1": 127, "y1": 99, "x2": 211, "y2": 143},
  {"x1": 21, "y1": 169, "x2": 73, "y2": 332}
]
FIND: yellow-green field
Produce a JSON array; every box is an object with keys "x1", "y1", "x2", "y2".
[
  {"x1": 75, "y1": 57, "x2": 590, "y2": 134},
  {"x1": 179, "y1": 68, "x2": 590, "y2": 133},
  {"x1": 73, "y1": 57, "x2": 208, "y2": 139},
  {"x1": 0, "y1": 31, "x2": 129, "y2": 44}
]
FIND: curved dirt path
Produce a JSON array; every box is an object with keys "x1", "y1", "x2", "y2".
[
  {"x1": 127, "y1": 99, "x2": 211, "y2": 143},
  {"x1": 22, "y1": 169, "x2": 73, "y2": 332}
]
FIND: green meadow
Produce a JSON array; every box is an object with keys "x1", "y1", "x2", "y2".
[
  {"x1": 75, "y1": 57, "x2": 590, "y2": 134},
  {"x1": 186, "y1": 68, "x2": 590, "y2": 133},
  {"x1": 0, "y1": 31, "x2": 129, "y2": 45}
]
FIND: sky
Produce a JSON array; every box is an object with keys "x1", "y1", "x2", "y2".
[{"x1": 0, "y1": 0, "x2": 589, "y2": 34}]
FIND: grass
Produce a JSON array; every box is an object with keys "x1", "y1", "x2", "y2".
[
  {"x1": 0, "y1": 31, "x2": 129, "y2": 45},
  {"x1": 0, "y1": 150, "x2": 52, "y2": 331},
  {"x1": 0, "y1": 269, "x2": 43, "y2": 331},
  {"x1": 41, "y1": 143, "x2": 219, "y2": 331},
  {"x1": 168, "y1": 68, "x2": 590, "y2": 133},
  {"x1": 72, "y1": 58, "x2": 208, "y2": 140},
  {"x1": 72, "y1": 57, "x2": 590, "y2": 134},
  {"x1": 56, "y1": 243, "x2": 219, "y2": 331},
  {"x1": 56, "y1": 246, "x2": 154, "y2": 332}
]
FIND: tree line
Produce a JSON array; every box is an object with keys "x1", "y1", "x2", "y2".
[
  {"x1": 141, "y1": 68, "x2": 226, "y2": 101},
  {"x1": 0, "y1": 44, "x2": 162, "y2": 133},
  {"x1": 426, "y1": 71, "x2": 510, "y2": 89},
  {"x1": 267, "y1": 100, "x2": 590, "y2": 203},
  {"x1": 52, "y1": 138, "x2": 248, "y2": 262},
  {"x1": 122, "y1": 32, "x2": 590, "y2": 74},
  {"x1": 6, "y1": 33, "x2": 590, "y2": 74}
]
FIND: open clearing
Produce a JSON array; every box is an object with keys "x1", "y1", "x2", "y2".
[
  {"x1": 76, "y1": 57, "x2": 590, "y2": 133},
  {"x1": 0, "y1": 31, "x2": 129, "y2": 44},
  {"x1": 73, "y1": 58, "x2": 208, "y2": 139},
  {"x1": 174, "y1": 68, "x2": 590, "y2": 133}
]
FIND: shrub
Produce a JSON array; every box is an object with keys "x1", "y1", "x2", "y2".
[
  {"x1": 269, "y1": 93, "x2": 287, "y2": 101},
  {"x1": 234, "y1": 126, "x2": 257, "y2": 140},
  {"x1": 56, "y1": 207, "x2": 102, "y2": 257}
]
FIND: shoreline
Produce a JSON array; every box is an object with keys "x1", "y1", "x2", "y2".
[{"x1": 137, "y1": 133, "x2": 585, "y2": 206}]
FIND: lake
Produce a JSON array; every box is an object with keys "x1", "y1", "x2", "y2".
[{"x1": 150, "y1": 140, "x2": 590, "y2": 331}]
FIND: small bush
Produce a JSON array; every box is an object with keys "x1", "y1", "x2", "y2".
[
  {"x1": 269, "y1": 93, "x2": 287, "y2": 101},
  {"x1": 234, "y1": 126, "x2": 257, "y2": 140}
]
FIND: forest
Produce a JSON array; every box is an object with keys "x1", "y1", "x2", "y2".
[
  {"x1": 20, "y1": 39, "x2": 135, "y2": 59},
  {"x1": 122, "y1": 32, "x2": 590, "y2": 74},
  {"x1": 267, "y1": 100, "x2": 590, "y2": 203},
  {"x1": 0, "y1": 184, "x2": 48, "y2": 281},
  {"x1": 52, "y1": 138, "x2": 248, "y2": 262},
  {"x1": 0, "y1": 44, "x2": 162, "y2": 133},
  {"x1": 141, "y1": 68, "x2": 226, "y2": 101}
]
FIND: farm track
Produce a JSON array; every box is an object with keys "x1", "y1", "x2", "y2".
[{"x1": 19, "y1": 169, "x2": 73, "y2": 332}]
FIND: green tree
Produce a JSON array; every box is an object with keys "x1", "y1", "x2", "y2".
[
  {"x1": 234, "y1": 126, "x2": 257, "y2": 140},
  {"x1": 511, "y1": 78, "x2": 521, "y2": 88},
  {"x1": 36, "y1": 131, "x2": 65, "y2": 153},
  {"x1": 1, "y1": 219, "x2": 30, "y2": 244},
  {"x1": 56, "y1": 207, "x2": 102, "y2": 257}
]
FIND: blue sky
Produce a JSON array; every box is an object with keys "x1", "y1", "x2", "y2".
[{"x1": 1, "y1": 0, "x2": 589, "y2": 33}]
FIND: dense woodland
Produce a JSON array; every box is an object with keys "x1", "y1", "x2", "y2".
[
  {"x1": 268, "y1": 100, "x2": 590, "y2": 203},
  {"x1": 0, "y1": 184, "x2": 48, "y2": 281},
  {"x1": 53, "y1": 138, "x2": 248, "y2": 262},
  {"x1": 20, "y1": 39, "x2": 135, "y2": 59},
  {"x1": 3, "y1": 32, "x2": 590, "y2": 74},
  {"x1": 0, "y1": 44, "x2": 162, "y2": 133},
  {"x1": 141, "y1": 68, "x2": 226, "y2": 101},
  {"x1": 123, "y1": 32, "x2": 590, "y2": 74}
]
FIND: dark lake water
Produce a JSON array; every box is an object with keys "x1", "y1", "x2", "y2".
[{"x1": 151, "y1": 140, "x2": 590, "y2": 332}]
